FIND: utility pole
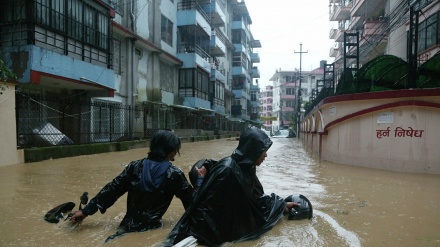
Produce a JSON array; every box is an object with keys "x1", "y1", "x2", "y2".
[
  {"x1": 407, "y1": 2, "x2": 419, "y2": 88},
  {"x1": 294, "y1": 43, "x2": 308, "y2": 138}
]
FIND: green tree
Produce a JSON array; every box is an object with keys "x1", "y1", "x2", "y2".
[{"x1": 0, "y1": 59, "x2": 17, "y2": 94}]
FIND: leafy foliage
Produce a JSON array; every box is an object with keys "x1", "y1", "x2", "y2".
[{"x1": 0, "y1": 59, "x2": 17, "y2": 94}]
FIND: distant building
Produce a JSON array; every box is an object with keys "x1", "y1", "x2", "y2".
[
  {"x1": 259, "y1": 85, "x2": 273, "y2": 130},
  {"x1": 268, "y1": 67, "x2": 323, "y2": 131},
  {"x1": 250, "y1": 83, "x2": 261, "y2": 125}
]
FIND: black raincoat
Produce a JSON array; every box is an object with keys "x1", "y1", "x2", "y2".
[
  {"x1": 165, "y1": 127, "x2": 287, "y2": 246},
  {"x1": 81, "y1": 158, "x2": 194, "y2": 233}
]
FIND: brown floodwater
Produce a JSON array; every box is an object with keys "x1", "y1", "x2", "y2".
[{"x1": 0, "y1": 138, "x2": 439, "y2": 247}]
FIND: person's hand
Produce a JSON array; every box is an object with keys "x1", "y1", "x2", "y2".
[
  {"x1": 70, "y1": 210, "x2": 87, "y2": 223},
  {"x1": 284, "y1": 202, "x2": 300, "y2": 213},
  {"x1": 195, "y1": 166, "x2": 207, "y2": 177}
]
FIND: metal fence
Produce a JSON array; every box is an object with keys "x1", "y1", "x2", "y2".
[
  {"x1": 16, "y1": 92, "x2": 148, "y2": 148},
  {"x1": 15, "y1": 92, "x2": 247, "y2": 148}
]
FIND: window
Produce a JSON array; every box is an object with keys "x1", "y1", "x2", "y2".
[
  {"x1": 286, "y1": 88, "x2": 294, "y2": 95},
  {"x1": 161, "y1": 15, "x2": 173, "y2": 46},
  {"x1": 284, "y1": 76, "x2": 294, "y2": 82},
  {"x1": 418, "y1": 12, "x2": 439, "y2": 52},
  {"x1": 232, "y1": 52, "x2": 242, "y2": 67},
  {"x1": 179, "y1": 69, "x2": 194, "y2": 88},
  {"x1": 232, "y1": 76, "x2": 244, "y2": 90},
  {"x1": 160, "y1": 61, "x2": 176, "y2": 93},
  {"x1": 215, "y1": 81, "x2": 224, "y2": 101},
  {"x1": 110, "y1": 0, "x2": 124, "y2": 15},
  {"x1": 251, "y1": 91, "x2": 257, "y2": 101},
  {"x1": 178, "y1": 68, "x2": 208, "y2": 100},
  {"x1": 34, "y1": 0, "x2": 110, "y2": 50}
]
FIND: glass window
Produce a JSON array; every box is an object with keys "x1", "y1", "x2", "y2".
[
  {"x1": 161, "y1": 15, "x2": 173, "y2": 46},
  {"x1": 179, "y1": 69, "x2": 193, "y2": 88},
  {"x1": 418, "y1": 13, "x2": 439, "y2": 51},
  {"x1": 34, "y1": 0, "x2": 110, "y2": 50}
]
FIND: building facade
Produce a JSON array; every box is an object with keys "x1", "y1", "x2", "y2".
[
  {"x1": 268, "y1": 67, "x2": 324, "y2": 132},
  {"x1": 259, "y1": 85, "x2": 273, "y2": 130},
  {"x1": 328, "y1": 0, "x2": 439, "y2": 85},
  {"x1": 301, "y1": 0, "x2": 440, "y2": 174},
  {"x1": 0, "y1": 0, "x2": 261, "y2": 160}
]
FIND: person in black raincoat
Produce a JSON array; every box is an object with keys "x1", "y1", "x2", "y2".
[
  {"x1": 164, "y1": 126, "x2": 298, "y2": 246},
  {"x1": 69, "y1": 130, "x2": 206, "y2": 242}
]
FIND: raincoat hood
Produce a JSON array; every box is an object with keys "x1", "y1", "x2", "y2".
[
  {"x1": 231, "y1": 126, "x2": 272, "y2": 167},
  {"x1": 141, "y1": 159, "x2": 171, "y2": 192}
]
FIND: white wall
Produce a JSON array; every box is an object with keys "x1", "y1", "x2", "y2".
[{"x1": 0, "y1": 83, "x2": 24, "y2": 166}]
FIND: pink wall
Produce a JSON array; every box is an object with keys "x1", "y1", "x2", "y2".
[{"x1": 301, "y1": 89, "x2": 440, "y2": 174}]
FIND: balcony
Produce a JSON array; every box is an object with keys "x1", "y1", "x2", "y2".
[
  {"x1": 208, "y1": 0, "x2": 226, "y2": 26},
  {"x1": 329, "y1": 28, "x2": 337, "y2": 39},
  {"x1": 329, "y1": 2, "x2": 352, "y2": 21},
  {"x1": 329, "y1": 46, "x2": 340, "y2": 57},
  {"x1": 329, "y1": 42, "x2": 346, "y2": 62},
  {"x1": 251, "y1": 66, "x2": 260, "y2": 78},
  {"x1": 177, "y1": 44, "x2": 211, "y2": 70},
  {"x1": 280, "y1": 94, "x2": 295, "y2": 100},
  {"x1": 210, "y1": 67, "x2": 226, "y2": 83},
  {"x1": 358, "y1": 21, "x2": 388, "y2": 64},
  {"x1": 281, "y1": 106, "x2": 295, "y2": 112},
  {"x1": 232, "y1": 87, "x2": 250, "y2": 100},
  {"x1": 210, "y1": 29, "x2": 227, "y2": 57},
  {"x1": 352, "y1": 0, "x2": 385, "y2": 17},
  {"x1": 348, "y1": 16, "x2": 364, "y2": 30},
  {"x1": 251, "y1": 52, "x2": 260, "y2": 63},
  {"x1": 177, "y1": 1, "x2": 211, "y2": 36},
  {"x1": 232, "y1": 15, "x2": 250, "y2": 32},
  {"x1": 23, "y1": 45, "x2": 115, "y2": 96},
  {"x1": 250, "y1": 40, "x2": 261, "y2": 48},
  {"x1": 232, "y1": 66, "x2": 248, "y2": 77},
  {"x1": 362, "y1": 21, "x2": 385, "y2": 38},
  {"x1": 334, "y1": 29, "x2": 346, "y2": 42}
]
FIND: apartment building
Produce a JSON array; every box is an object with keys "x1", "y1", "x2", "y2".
[
  {"x1": 0, "y1": 0, "x2": 261, "y2": 149},
  {"x1": 0, "y1": 0, "x2": 117, "y2": 145},
  {"x1": 328, "y1": 0, "x2": 440, "y2": 84},
  {"x1": 259, "y1": 85, "x2": 273, "y2": 130},
  {"x1": 249, "y1": 82, "x2": 260, "y2": 124},
  {"x1": 269, "y1": 70, "x2": 298, "y2": 131},
  {"x1": 230, "y1": 1, "x2": 261, "y2": 121},
  {"x1": 267, "y1": 66, "x2": 324, "y2": 131}
]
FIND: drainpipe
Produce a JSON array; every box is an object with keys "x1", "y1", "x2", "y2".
[{"x1": 129, "y1": 3, "x2": 136, "y2": 139}]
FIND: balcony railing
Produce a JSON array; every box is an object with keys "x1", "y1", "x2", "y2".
[
  {"x1": 330, "y1": 28, "x2": 337, "y2": 39},
  {"x1": 177, "y1": 1, "x2": 211, "y2": 25},
  {"x1": 329, "y1": 1, "x2": 352, "y2": 21},
  {"x1": 177, "y1": 43, "x2": 211, "y2": 60}
]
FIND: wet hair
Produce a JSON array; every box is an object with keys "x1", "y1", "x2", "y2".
[{"x1": 147, "y1": 130, "x2": 181, "y2": 162}]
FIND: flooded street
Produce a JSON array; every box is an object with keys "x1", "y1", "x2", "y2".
[{"x1": 0, "y1": 138, "x2": 439, "y2": 247}]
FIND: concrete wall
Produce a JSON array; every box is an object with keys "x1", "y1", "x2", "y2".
[
  {"x1": 0, "y1": 83, "x2": 24, "y2": 166},
  {"x1": 302, "y1": 89, "x2": 440, "y2": 174}
]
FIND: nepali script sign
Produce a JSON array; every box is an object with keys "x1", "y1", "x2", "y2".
[{"x1": 376, "y1": 127, "x2": 424, "y2": 139}]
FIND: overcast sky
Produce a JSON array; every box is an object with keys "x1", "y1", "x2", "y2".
[{"x1": 244, "y1": 0, "x2": 336, "y2": 87}]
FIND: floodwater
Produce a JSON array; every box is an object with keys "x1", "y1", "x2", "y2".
[{"x1": 0, "y1": 138, "x2": 439, "y2": 247}]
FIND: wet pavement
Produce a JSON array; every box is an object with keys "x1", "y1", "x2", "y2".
[{"x1": 0, "y1": 138, "x2": 439, "y2": 246}]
